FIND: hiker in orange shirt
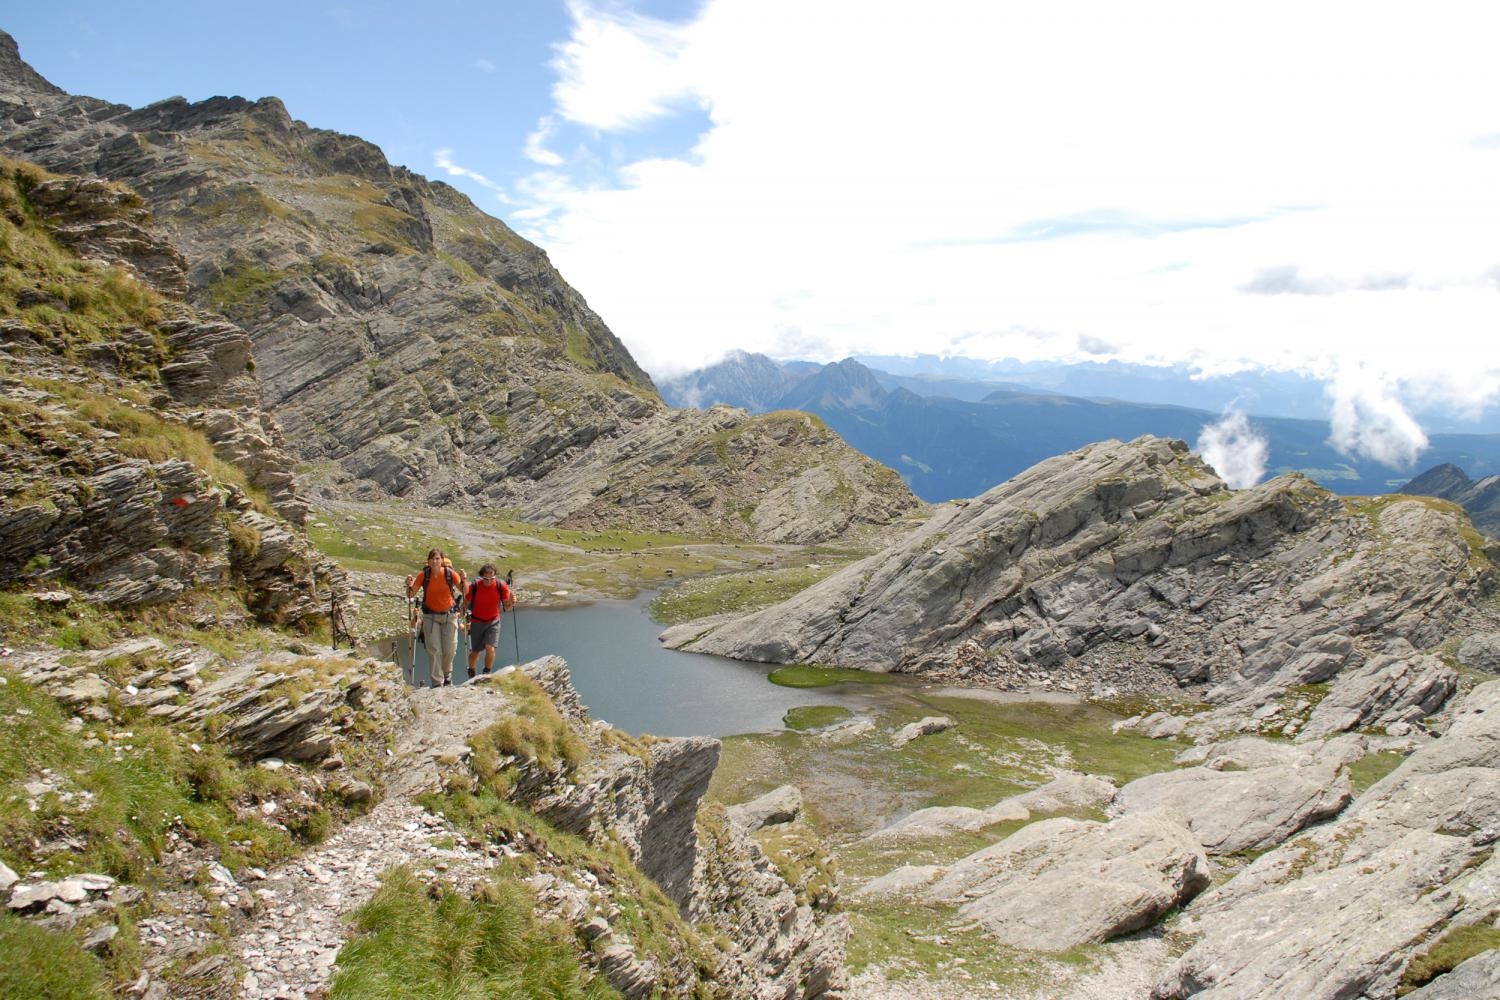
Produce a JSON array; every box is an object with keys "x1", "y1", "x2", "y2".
[{"x1": 405, "y1": 549, "x2": 465, "y2": 686}]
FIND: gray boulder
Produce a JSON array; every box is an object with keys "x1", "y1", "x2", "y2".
[
  {"x1": 1457, "y1": 632, "x2": 1500, "y2": 674},
  {"x1": 849, "y1": 864, "x2": 944, "y2": 903},
  {"x1": 892, "y1": 716, "x2": 953, "y2": 747},
  {"x1": 926, "y1": 811, "x2": 1211, "y2": 951},
  {"x1": 1114, "y1": 762, "x2": 1352, "y2": 855},
  {"x1": 1154, "y1": 680, "x2": 1500, "y2": 999},
  {"x1": 726, "y1": 785, "x2": 803, "y2": 832},
  {"x1": 864, "y1": 771, "x2": 1114, "y2": 842}
]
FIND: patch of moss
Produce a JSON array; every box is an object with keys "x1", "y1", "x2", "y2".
[
  {"x1": 783, "y1": 705, "x2": 853, "y2": 730},
  {"x1": 1348, "y1": 750, "x2": 1405, "y2": 795},
  {"x1": 768, "y1": 665, "x2": 898, "y2": 689},
  {"x1": 1398, "y1": 918, "x2": 1500, "y2": 995}
]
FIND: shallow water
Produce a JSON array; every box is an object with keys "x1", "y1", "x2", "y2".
[{"x1": 395, "y1": 592, "x2": 885, "y2": 738}]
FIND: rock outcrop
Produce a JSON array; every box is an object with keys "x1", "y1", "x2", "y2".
[
  {"x1": 922, "y1": 811, "x2": 1212, "y2": 951},
  {"x1": 1153, "y1": 679, "x2": 1500, "y2": 999},
  {"x1": 863, "y1": 771, "x2": 1116, "y2": 842},
  {"x1": 727, "y1": 784, "x2": 804, "y2": 832},
  {"x1": 1113, "y1": 760, "x2": 1351, "y2": 855},
  {"x1": 0, "y1": 31, "x2": 918, "y2": 543},
  {"x1": 668, "y1": 436, "x2": 1495, "y2": 729},
  {"x1": 1402, "y1": 462, "x2": 1500, "y2": 538},
  {"x1": 0, "y1": 158, "x2": 338, "y2": 626},
  {"x1": 502, "y1": 657, "x2": 849, "y2": 999}
]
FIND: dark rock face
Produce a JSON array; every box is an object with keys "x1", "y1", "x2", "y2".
[
  {"x1": 1402, "y1": 462, "x2": 1500, "y2": 538},
  {"x1": 0, "y1": 31, "x2": 918, "y2": 541},
  {"x1": 667, "y1": 436, "x2": 1495, "y2": 722}
]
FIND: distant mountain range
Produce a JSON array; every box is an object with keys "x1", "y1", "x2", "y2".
[
  {"x1": 659, "y1": 353, "x2": 1500, "y2": 503},
  {"x1": 853, "y1": 354, "x2": 1500, "y2": 434}
]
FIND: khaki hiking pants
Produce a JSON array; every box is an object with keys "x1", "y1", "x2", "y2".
[{"x1": 422, "y1": 612, "x2": 458, "y2": 685}]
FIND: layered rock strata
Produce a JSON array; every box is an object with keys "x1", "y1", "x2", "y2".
[
  {"x1": 0, "y1": 160, "x2": 337, "y2": 624},
  {"x1": 505, "y1": 657, "x2": 849, "y2": 999},
  {"x1": 668, "y1": 436, "x2": 1496, "y2": 726}
]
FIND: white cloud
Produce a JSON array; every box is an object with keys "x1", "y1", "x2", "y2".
[
  {"x1": 549, "y1": 0, "x2": 697, "y2": 130},
  {"x1": 475, "y1": 57, "x2": 496, "y2": 73},
  {"x1": 510, "y1": 0, "x2": 1500, "y2": 409},
  {"x1": 1197, "y1": 411, "x2": 1269, "y2": 489},
  {"x1": 524, "y1": 116, "x2": 565, "y2": 167},
  {"x1": 1328, "y1": 367, "x2": 1430, "y2": 469}
]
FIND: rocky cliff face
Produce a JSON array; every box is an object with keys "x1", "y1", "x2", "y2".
[
  {"x1": 0, "y1": 158, "x2": 338, "y2": 627},
  {"x1": 0, "y1": 31, "x2": 917, "y2": 542},
  {"x1": 667, "y1": 436, "x2": 1497, "y2": 725}
]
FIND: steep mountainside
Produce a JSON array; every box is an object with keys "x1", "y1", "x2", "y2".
[
  {"x1": 0, "y1": 31, "x2": 916, "y2": 541},
  {"x1": 1402, "y1": 462, "x2": 1500, "y2": 538},
  {"x1": 0, "y1": 157, "x2": 339, "y2": 626},
  {"x1": 667, "y1": 354, "x2": 1500, "y2": 502},
  {"x1": 668, "y1": 436, "x2": 1498, "y2": 730}
]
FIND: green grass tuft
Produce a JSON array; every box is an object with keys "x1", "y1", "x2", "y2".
[
  {"x1": 783, "y1": 705, "x2": 854, "y2": 730},
  {"x1": 1399, "y1": 919, "x2": 1500, "y2": 994},
  {"x1": 0, "y1": 912, "x2": 108, "y2": 1000},
  {"x1": 331, "y1": 866, "x2": 619, "y2": 999}
]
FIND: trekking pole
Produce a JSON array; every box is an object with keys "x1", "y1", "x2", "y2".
[{"x1": 506, "y1": 569, "x2": 521, "y2": 666}]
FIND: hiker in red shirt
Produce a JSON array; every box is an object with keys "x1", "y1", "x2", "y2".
[
  {"x1": 462, "y1": 563, "x2": 512, "y2": 679},
  {"x1": 405, "y1": 549, "x2": 465, "y2": 686}
]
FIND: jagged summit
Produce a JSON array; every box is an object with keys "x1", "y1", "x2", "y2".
[
  {"x1": 0, "y1": 29, "x2": 916, "y2": 539},
  {"x1": 0, "y1": 29, "x2": 64, "y2": 100}
]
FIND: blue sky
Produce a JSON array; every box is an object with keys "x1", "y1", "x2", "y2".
[
  {"x1": 7, "y1": 2, "x2": 1500, "y2": 474},
  {"x1": 4, "y1": 1, "x2": 704, "y2": 210}
]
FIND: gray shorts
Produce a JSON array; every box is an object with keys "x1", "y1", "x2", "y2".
[{"x1": 469, "y1": 618, "x2": 501, "y2": 650}]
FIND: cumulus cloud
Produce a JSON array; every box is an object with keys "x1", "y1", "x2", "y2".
[
  {"x1": 1328, "y1": 368, "x2": 1430, "y2": 468},
  {"x1": 1077, "y1": 334, "x2": 1117, "y2": 356},
  {"x1": 549, "y1": 0, "x2": 697, "y2": 130},
  {"x1": 1197, "y1": 410, "x2": 1269, "y2": 489},
  {"x1": 510, "y1": 0, "x2": 1500, "y2": 390}
]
